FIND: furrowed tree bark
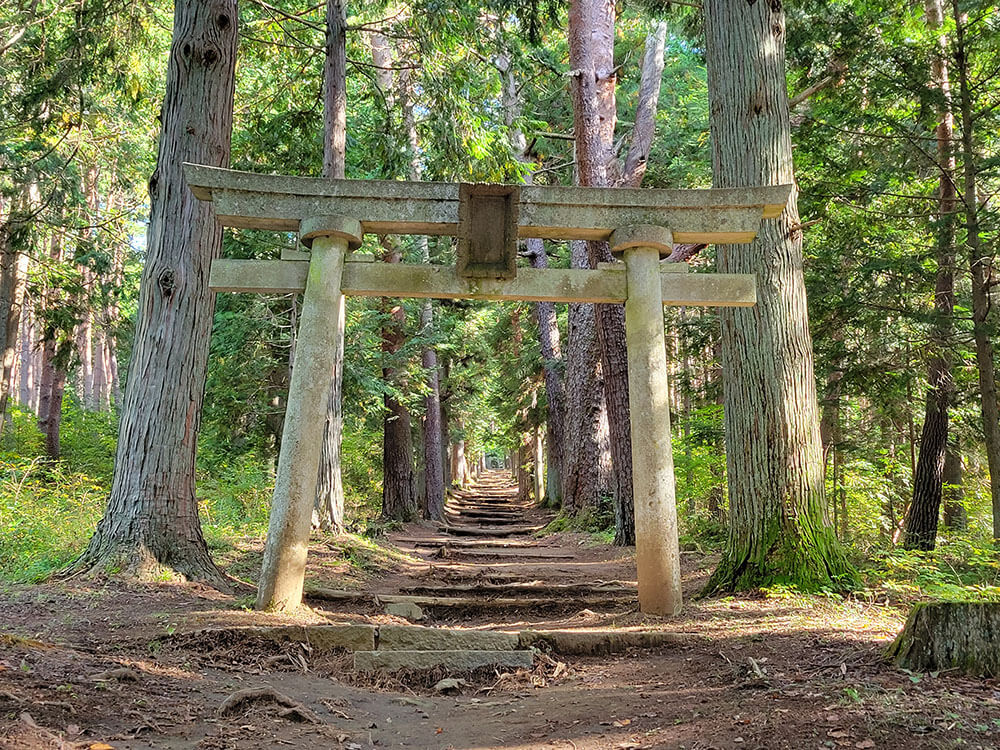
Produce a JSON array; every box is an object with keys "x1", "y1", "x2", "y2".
[
  {"x1": 568, "y1": 0, "x2": 634, "y2": 543},
  {"x1": 562, "y1": 241, "x2": 611, "y2": 514},
  {"x1": 702, "y1": 0, "x2": 855, "y2": 592},
  {"x1": 380, "y1": 238, "x2": 416, "y2": 521},
  {"x1": 70, "y1": 0, "x2": 237, "y2": 585},
  {"x1": 369, "y1": 32, "x2": 415, "y2": 521},
  {"x1": 953, "y1": 1, "x2": 1000, "y2": 542},
  {"x1": 314, "y1": 0, "x2": 349, "y2": 534},
  {"x1": 904, "y1": 0, "x2": 957, "y2": 552},
  {"x1": 567, "y1": 10, "x2": 668, "y2": 544}
]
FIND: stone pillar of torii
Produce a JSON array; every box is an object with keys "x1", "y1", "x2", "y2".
[{"x1": 185, "y1": 164, "x2": 790, "y2": 616}]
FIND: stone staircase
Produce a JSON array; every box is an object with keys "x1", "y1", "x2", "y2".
[{"x1": 301, "y1": 471, "x2": 660, "y2": 675}]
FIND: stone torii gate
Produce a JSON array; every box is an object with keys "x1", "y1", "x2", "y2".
[{"x1": 185, "y1": 163, "x2": 790, "y2": 616}]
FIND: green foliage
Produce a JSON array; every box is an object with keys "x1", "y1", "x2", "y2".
[
  {"x1": 864, "y1": 538, "x2": 1000, "y2": 602},
  {"x1": 0, "y1": 408, "x2": 109, "y2": 581}
]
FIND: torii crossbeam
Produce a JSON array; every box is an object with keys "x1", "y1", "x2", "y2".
[{"x1": 185, "y1": 164, "x2": 791, "y2": 616}]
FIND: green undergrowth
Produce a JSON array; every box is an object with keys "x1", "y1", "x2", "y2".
[
  {"x1": 0, "y1": 406, "x2": 110, "y2": 581},
  {"x1": 860, "y1": 538, "x2": 1000, "y2": 603},
  {"x1": 539, "y1": 505, "x2": 615, "y2": 544}
]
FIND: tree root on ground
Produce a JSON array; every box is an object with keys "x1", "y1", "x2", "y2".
[{"x1": 217, "y1": 686, "x2": 322, "y2": 723}]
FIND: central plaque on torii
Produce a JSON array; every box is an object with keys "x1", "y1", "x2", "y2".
[{"x1": 185, "y1": 163, "x2": 791, "y2": 617}]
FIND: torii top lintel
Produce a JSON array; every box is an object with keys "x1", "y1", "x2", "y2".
[{"x1": 183, "y1": 164, "x2": 792, "y2": 245}]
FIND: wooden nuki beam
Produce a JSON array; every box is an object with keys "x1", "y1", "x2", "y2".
[
  {"x1": 208, "y1": 259, "x2": 756, "y2": 307},
  {"x1": 184, "y1": 164, "x2": 791, "y2": 245}
]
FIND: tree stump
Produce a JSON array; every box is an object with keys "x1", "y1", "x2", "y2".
[{"x1": 887, "y1": 602, "x2": 1000, "y2": 676}]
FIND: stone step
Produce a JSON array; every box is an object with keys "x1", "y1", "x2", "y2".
[
  {"x1": 445, "y1": 506, "x2": 524, "y2": 517},
  {"x1": 308, "y1": 588, "x2": 629, "y2": 613},
  {"x1": 400, "y1": 582, "x2": 636, "y2": 598},
  {"x1": 353, "y1": 649, "x2": 533, "y2": 672},
  {"x1": 437, "y1": 548, "x2": 575, "y2": 560},
  {"x1": 444, "y1": 513, "x2": 525, "y2": 526},
  {"x1": 394, "y1": 537, "x2": 541, "y2": 549},
  {"x1": 378, "y1": 625, "x2": 518, "y2": 651},
  {"x1": 439, "y1": 523, "x2": 543, "y2": 537},
  {"x1": 519, "y1": 629, "x2": 686, "y2": 655}
]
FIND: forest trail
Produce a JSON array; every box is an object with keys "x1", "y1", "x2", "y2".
[
  {"x1": 387, "y1": 470, "x2": 639, "y2": 622},
  {"x1": 3, "y1": 478, "x2": 997, "y2": 749}
]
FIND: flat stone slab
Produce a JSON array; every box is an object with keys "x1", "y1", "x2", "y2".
[
  {"x1": 354, "y1": 649, "x2": 533, "y2": 672},
  {"x1": 384, "y1": 601, "x2": 425, "y2": 620},
  {"x1": 378, "y1": 625, "x2": 518, "y2": 651},
  {"x1": 518, "y1": 629, "x2": 685, "y2": 656},
  {"x1": 179, "y1": 624, "x2": 376, "y2": 652}
]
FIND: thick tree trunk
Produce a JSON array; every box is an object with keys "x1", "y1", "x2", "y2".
[
  {"x1": 887, "y1": 602, "x2": 1000, "y2": 677},
  {"x1": 953, "y1": 3, "x2": 1000, "y2": 541},
  {"x1": 71, "y1": 0, "x2": 237, "y2": 584},
  {"x1": 702, "y1": 0, "x2": 854, "y2": 592},
  {"x1": 380, "y1": 241, "x2": 416, "y2": 521},
  {"x1": 568, "y1": 0, "x2": 635, "y2": 545},
  {"x1": 314, "y1": 0, "x2": 349, "y2": 534},
  {"x1": 905, "y1": 0, "x2": 957, "y2": 552},
  {"x1": 562, "y1": 242, "x2": 611, "y2": 514}
]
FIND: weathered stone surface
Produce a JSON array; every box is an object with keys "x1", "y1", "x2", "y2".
[
  {"x1": 183, "y1": 625, "x2": 376, "y2": 652},
  {"x1": 384, "y1": 601, "x2": 425, "y2": 621},
  {"x1": 887, "y1": 602, "x2": 1000, "y2": 676},
  {"x1": 378, "y1": 625, "x2": 518, "y2": 652},
  {"x1": 185, "y1": 162, "x2": 790, "y2": 243},
  {"x1": 353, "y1": 649, "x2": 532, "y2": 672},
  {"x1": 518, "y1": 629, "x2": 685, "y2": 656}
]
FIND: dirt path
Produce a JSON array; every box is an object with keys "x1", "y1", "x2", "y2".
[{"x1": 2, "y1": 472, "x2": 999, "y2": 749}]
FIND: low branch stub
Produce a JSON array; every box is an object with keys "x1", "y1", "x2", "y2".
[
  {"x1": 610, "y1": 224, "x2": 674, "y2": 258},
  {"x1": 299, "y1": 214, "x2": 363, "y2": 250}
]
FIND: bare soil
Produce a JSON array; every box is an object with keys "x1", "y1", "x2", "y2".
[{"x1": 2, "y1": 471, "x2": 998, "y2": 749}]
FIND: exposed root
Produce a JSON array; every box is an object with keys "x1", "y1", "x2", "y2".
[{"x1": 217, "y1": 686, "x2": 322, "y2": 723}]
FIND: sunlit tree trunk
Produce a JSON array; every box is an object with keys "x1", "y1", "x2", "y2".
[
  {"x1": 905, "y1": 0, "x2": 957, "y2": 551},
  {"x1": 314, "y1": 0, "x2": 349, "y2": 533},
  {"x1": 567, "y1": 0, "x2": 634, "y2": 544},
  {"x1": 72, "y1": 0, "x2": 237, "y2": 584},
  {"x1": 952, "y1": 0, "x2": 1000, "y2": 542},
  {"x1": 702, "y1": 0, "x2": 855, "y2": 592}
]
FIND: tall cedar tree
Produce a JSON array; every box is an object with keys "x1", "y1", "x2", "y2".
[
  {"x1": 72, "y1": 0, "x2": 238, "y2": 583},
  {"x1": 314, "y1": 0, "x2": 348, "y2": 533},
  {"x1": 567, "y1": 0, "x2": 635, "y2": 545},
  {"x1": 702, "y1": 0, "x2": 856, "y2": 592},
  {"x1": 904, "y1": 0, "x2": 957, "y2": 550}
]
